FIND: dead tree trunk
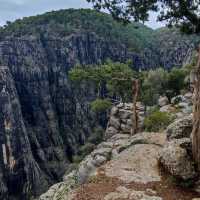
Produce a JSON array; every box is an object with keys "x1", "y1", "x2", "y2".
[
  {"x1": 192, "y1": 46, "x2": 200, "y2": 170},
  {"x1": 131, "y1": 79, "x2": 139, "y2": 135}
]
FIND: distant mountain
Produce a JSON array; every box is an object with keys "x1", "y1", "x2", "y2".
[
  {"x1": 0, "y1": 9, "x2": 199, "y2": 69},
  {"x1": 153, "y1": 27, "x2": 200, "y2": 69},
  {"x1": 0, "y1": 9, "x2": 154, "y2": 52}
]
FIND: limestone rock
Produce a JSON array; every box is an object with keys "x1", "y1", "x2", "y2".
[
  {"x1": 159, "y1": 104, "x2": 172, "y2": 112},
  {"x1": 184, "y1": 92, "x2": 193, "y2": 98},
  {"x1": 158, "y1": 96, "x2": 169, "y2": 107},
  {"x1": 109, "y1": 116, "x2": 121, "y2": 130},
  {"x1": 171, "y1": 95, "x2": 186, "y2": 104},
  {"x1": 120, "y1": 123, "x2": 132, "y2": 133},
  {"x1": 105, "y1": 127, "x2": 119, "y2": 139},
  {"x1": 110, "y1": 106, "x2": 119, "y2": 116},
  {"x1": 105, "y1": 103, "x2": 145, "y2": 139},
  {"x1": 159, "y1": 139, "x2": 196, "y2": 180},
  {"x1": 166, "y1": 115, "x2": 193, "y2": 140},
  {"x1": 119, "y1": 109, "x2": 133, "y2": 119}
]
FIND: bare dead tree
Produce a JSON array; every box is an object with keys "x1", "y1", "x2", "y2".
[{"x1": 131, "y1": 79, "x2": 139, "y2": 135}]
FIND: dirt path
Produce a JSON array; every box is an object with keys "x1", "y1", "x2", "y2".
[{"x1": 71, "y1": 133, "x2": 200, "y2": 200}]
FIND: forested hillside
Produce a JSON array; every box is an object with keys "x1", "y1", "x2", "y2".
[
  {"x1": 0, "y1": 9, "x2": 154, "y2": 53},
  {"x1": 1, "y1": 9, "x2": 199, "y2": 69}
]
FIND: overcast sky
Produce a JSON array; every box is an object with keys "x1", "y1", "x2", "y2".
[{"x1": 0, "y1": 0, "x2": 164, "y2": 29}]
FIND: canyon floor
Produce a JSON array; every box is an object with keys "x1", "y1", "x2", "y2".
[{"x1": 71, "y1": 133, "x2": 199, "y2": 200}]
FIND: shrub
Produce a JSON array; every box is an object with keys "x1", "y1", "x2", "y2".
[
  {"x1": 72, "y1": 155, "x2": 84, "y2": 164},
  {"x1": 166, "y1": 68, "x2": 187, "y2": 99},
  {"x1": 88, "y1": 127, "x2": 104, "y2": 144},
  {"x1": 140, "y1": 68, "x2": 168, "y2": 106},
  {"x1": 144, "y1": 110, "x2": 174, "y2": 132},
  {"x1": 91, "y1": 99, "x2": 112, "y2": 113},
  {"x1": 73, "y1": 142, "x2": 96, "y2": 163},
  {"x1": 78, "y1": 142, "x2": 96, "y2": 157}
]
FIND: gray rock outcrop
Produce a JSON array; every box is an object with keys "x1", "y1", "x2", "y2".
[
  {"x1": 105, "y1": 103, "x2": 145, "y2": 139},
  {"x1": 166, "y1": 115, "x2": 193, "y2": 140},
  {"x1": 158, "y1": 96, "x2": 169, "y2": 107},
  {"x1": 39, "y1": 132, "x2": 165, "y2": 200},
  {"x1": 159, "y1": 138, "x2": 195, "y2": 180}
]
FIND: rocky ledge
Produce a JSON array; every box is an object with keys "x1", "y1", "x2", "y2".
[
  {"x1": 39, "y1": 96, "x2": 200, "y2": 200},
  {"x1": 39, "y1": 132, "x2": 166, "y2": 200}
]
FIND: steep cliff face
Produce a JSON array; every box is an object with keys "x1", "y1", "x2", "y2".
[
  {"x1": 0, "y1": 66, "x2": 50, "y2": 199},
  {"x1": 0, "y1": 8, "x2": 199, "y2": 199},
  {"x1": 154, "y1": 28, "x2": 200, "y2": 69},
  {"x1": 0, "y1": 33, "x2": 120, "y2": 199},
  {"x1": 0, "y1": 32, "x2": 147, "y2": 199}
]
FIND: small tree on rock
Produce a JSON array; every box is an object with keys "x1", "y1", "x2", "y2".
[{"x1": 69, "y1": 61, "x2": 139, "y2": 134}]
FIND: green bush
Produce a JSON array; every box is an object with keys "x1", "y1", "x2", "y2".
[
  {"x1": 88, "y1": 127, "x2": 104, "y2": 144},
  {"x1": 78, "y1": 142, "x2": 96, "y2": 157},
  {"x1": 167, "y1": 68, "x2": 187, "y2": 99},
  {"x1": 144, "y1": 110, "x2": 174, "y2": 132},
  {"x1": 140, "y1": 68, "x2": 168, "y2": 106},
  {"x1": 73, "y1": 128, "x2": 104, "y2": 163},
  {"x1": 72, "y1": 155, "x2": 84, "y2": 164},
  {"x1": 91, "y1": 99, "x2": 112, "y2": 113}
]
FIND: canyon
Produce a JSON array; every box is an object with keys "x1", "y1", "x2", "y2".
[{"x1": 0, "y1": 9, "x2": 199, "y2": 199}]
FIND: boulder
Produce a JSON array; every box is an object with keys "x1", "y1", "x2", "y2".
[
  {"x1": 159, "y1": 139, "x2": 196, "y2": 180},
  {"x1": 105, "y1": 104, "x2": 137, "y2": 138},
  {"x1": 182, "y1": 106, "x2": 193, "y2": 114},
  {"x1": 118, "y1": 109, "x2": 132, "y2": 119},
  {"x1": 184, "y1": 92, "x2": 193, "y2": 105},
  {"x1": 178, "y1": 102, "x2": 189, "y2": 109},
  {"x1": 109, "y1": 116, "x2": 121, "y2": 130},
  {"x1": 171, "y1": 95, "x2": 186, "y2": 105},
  {"x1": 158, "y1": 96, "x2": 169, "y2": 107},
  {"x1": 110, "y1": 106, "x2": 119, "y2": 116},
  {"x1": 136, "y1": 102, "x2": 145, "y2": 111},
  {"x1": 159, "y1": 104, "x2": 172, "y2": 112},
  {"x1": 91, "y1": 148, "x2": 112, "y2": 159},
  {"x1": 121, "y1": 123, "x2": 132, "y2": 133},
  {"x1": 105, "y1": 127, "x2": 118, "y2": 139},
  {"x1": 166, "y1": 115, "x2": 192, "y2": 140},
  {"x1": 184, "y1": 92, "x2": 193, "y2": 99}
]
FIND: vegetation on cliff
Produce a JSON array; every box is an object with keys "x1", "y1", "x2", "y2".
[
  {"x1": 69, "y1": 60, "x2": 137, "y2": 111},
  {"x1": 0, "y1": 9, "x2": 154, "y2": 53}
]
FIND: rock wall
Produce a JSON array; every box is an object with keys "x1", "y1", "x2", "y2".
[
  {"x1": 39, "y1": 131, "x2": 165, "y2": 200},
  {"x1": 0, "y1": 66, "x2": 50, "y2": 199},
  {"x1": 105, "y1": 103, "x2": 145, "y2": 139}
]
